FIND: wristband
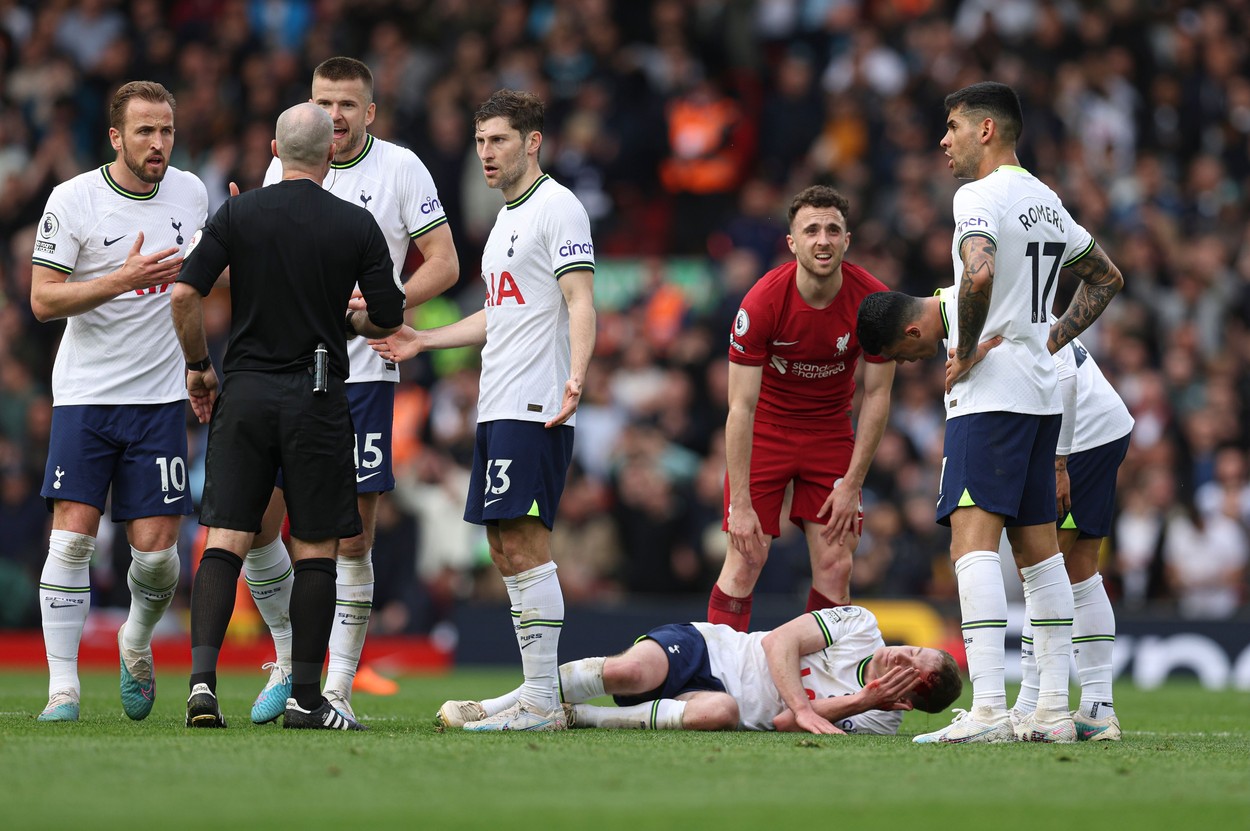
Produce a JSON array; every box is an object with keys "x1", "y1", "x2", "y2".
[{"x1": 186, "y1": 357, "x2": 212, "y2": 372}]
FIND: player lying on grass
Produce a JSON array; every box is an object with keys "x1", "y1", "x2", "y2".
[{"x1": 438, "y1": 606, "x2": 962, "y2": 734}]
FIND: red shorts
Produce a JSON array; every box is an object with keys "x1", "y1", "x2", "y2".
[{"x1": 723, "y1": 421, "x2": 860, "y2": 537}]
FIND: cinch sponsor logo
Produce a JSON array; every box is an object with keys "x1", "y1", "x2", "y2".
[
  {"x1": 421, "y1": 196, "x2": 442, "y2": 214},
  {"x1": 955, "y1": 217, "x2": 988, "y2": 233},
  {"x1": 559, "y1": 239, "x2": 593, "y2": 257},
  {"x1": 484, "y1": 271, "x2": 527, "y2": 306}
]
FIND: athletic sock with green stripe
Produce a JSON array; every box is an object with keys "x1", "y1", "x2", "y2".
[
  {"x1": 514, "y1": 561, "x2": 564, "y2": 713},
  {"x1": 324, "y1": 552, "x2": 373, "y2": 696},
  {"x1": 1022, "y1": 552, "x2": 1074, "y2": 713},
  {"x1": 123, "y1": 543, "x2": 179, "y2": 650},
  {"x1": 40, "y1": 530, "x2": 95, "y2": 697},
  {"x1": 572, "y1": 699, "x2": 685, "y2": 730},
  {"x1": 244, "y1": 537, "x2": 293, "y2": 668},
  {"x1": 1072, "y1": 572, "x2": 1114, "y2": 715},
  {"x1": 954, "y1": 550, "x2": 1008, "y2": 712}
]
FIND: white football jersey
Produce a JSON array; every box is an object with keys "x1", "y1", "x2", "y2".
[
  {"x1": 693, "y1": 606, "x2": 903, "y2": 735},
  {"x1": 263, "y1": 134, "x2": 443, "y2": 383},
  {"x1": 33, "y1": 165, "x2": 208, "y2": 405},
  {"x1": 477, "y1": 174, "x2": 594, "y2": 425},
  {"x1": 1053, "y1": 338, "x2": 1134, "y2": 453},
  {"x1": 945, "y1": 166, "x2": 1094, "y2": 419}
]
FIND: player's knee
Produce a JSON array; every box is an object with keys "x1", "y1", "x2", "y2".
[
  {"x1": 602, "y1": 657, "x2": 647, "y2": 693},
  {"x1": 337, "y1": 533, "x2": 372, "y2": 559},
  {"x1": 684, "y1": 694, "x2": 738, "y2": 731}
]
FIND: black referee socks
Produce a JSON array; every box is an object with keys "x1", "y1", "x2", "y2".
[
  {"x1": 189, "y1": 548, "x2": 244, "y2": 693},
  {"x1": 290, "y1": 557, "x2": 338, "y2": 709}
]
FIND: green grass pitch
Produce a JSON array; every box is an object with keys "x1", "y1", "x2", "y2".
[{"x1": 2, "y1": 669, "x2": 1247, "y2": 831}]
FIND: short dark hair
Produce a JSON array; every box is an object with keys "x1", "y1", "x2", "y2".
[
  {"x1": 856, "y1": 291, "x2": 924, "y2": 356},
  {"x1": 109, "y1": 81, "x2": 176, "y2": 132},
  {"x1": 474, "y1": 89, "x2": 545, "y2": 138},
  {"x1": 787, "y1": 185, "x2": 850, "y2": 227},
  {"x1": 313, "y1": 56, "x2": 374, "y2": 102},
  {"x1": 912, "y1": 651, "x2": 963, "y2": 714},
  {"x1": 944, "y1": 81, "x2": 1023, "y2": 144}
]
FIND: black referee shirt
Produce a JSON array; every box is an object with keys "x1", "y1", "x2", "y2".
[{"x1": 178, "y1": 178, "x2": 404, "y2": 379}]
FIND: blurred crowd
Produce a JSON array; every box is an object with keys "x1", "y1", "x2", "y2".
[{"x1": 1, "y1": 0, "x2": 1248, "y2": 633}]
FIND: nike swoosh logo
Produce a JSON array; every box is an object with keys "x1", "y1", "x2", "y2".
[
  {"x1": 520, "y1": 640, "x2": 535, "y2": 649},
  {"x1": 356, "y1": 471, "x2": 381, "y2": 483},
  {"x1": 484, "y1": 498, "x2": 503, "y2": 507},
  {"x1": 104, "y1": 235, "x2": 126, "y2": 246},
  {"x1": 49, "y1": 602, "x2": 81, "y2": 608},
  {"x1": 771, "y1": 340, "x2": 799, "y2": 346},
  {"x1": 340, "y1": 620, "x2": 369, "y2": 626},
  {"x1": 163, "y1": 494, "x2": 184, "y2": 504}
]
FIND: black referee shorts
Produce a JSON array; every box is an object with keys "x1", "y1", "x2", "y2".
[{"x1": 200, "y1": 370, "x2": 361, "y2": 541}]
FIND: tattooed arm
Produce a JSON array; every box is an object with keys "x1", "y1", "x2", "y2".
[
  {"x1": 945, "y1": 234, "x2": 996, "y2": 392},
  {"x1": 1048, "y1": 242, "x2": 1123, "y2": 354}
]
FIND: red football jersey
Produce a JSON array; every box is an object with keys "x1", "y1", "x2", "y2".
[{"x1": 728, "y1": 260, "x2": 888, "y2": 427}]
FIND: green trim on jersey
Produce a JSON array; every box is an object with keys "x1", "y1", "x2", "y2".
[
  {"x1": 408, "y1": 214, "x2": 448, "y2": 239},
  {"x1": 994, "y1": 165, "x2": 1029, "y2": 174},
  {"x1": 555, "y1": 260, "x2": 594, "y2": 278},
  {"x1": 331, "y1": 134, "x2": 374, "y2": 170},
  {"x1": 32, "y1": 257, "x2": 73, "y2": 275},
  {"x1": 810, "y1": 610, "x2": 834, "y2": 647},
  {"x1": 936, "y1": 287, "x2": 951, "y2": 337},
  {"x1": 506, "y1": 174, "x2": 550, "y2": 210},
  {"x1": 101, "y1": 165, "x2": 161, "y2": 200},
  {"x1": 855, "y1": 656, "x2": 871, "y2": 689},
  {"x1": 956, "y1": 229, "x2": 995, "y2": 251},
  {"x1": 1062, "y1": 237, "x2": 1096, "y2": 268}
]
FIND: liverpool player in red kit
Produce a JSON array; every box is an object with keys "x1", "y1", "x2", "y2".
[{"x1": 709, "y1": 186, "x2": 895, "y2": 631}]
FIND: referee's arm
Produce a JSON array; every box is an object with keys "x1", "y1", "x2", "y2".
[{"x1": 347, "y1": 220, "x2": 405, "y2": 339}]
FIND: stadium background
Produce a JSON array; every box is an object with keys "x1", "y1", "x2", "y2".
[{"x1": 0, "y1": 0, "x2": 1246, "y2": 687}]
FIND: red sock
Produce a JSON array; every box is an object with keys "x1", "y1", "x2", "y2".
[
  {"x1": 805, "y1": 588, "x2": 842, "y2": 613},
  {"x1": 708, "y1": 585, "x2": 753, "y2": 631}
]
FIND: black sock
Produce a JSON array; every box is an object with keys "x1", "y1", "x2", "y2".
[
  {"x1": 289, "y1": 557, "x2": 337, "y2": 709},
  {"x1": 189, "y1": 548, "x2": 243, "y2": 693}
]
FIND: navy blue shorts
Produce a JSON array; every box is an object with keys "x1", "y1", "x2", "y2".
[
  {"x1": 276, "y1": 381, "x2": 394, "y2": 495},
  {"x1": 464, "y1": 420, "x2": 574, "y2": 530},
  {"x1": 42, "y1": 402, "x2": 192, "y2": 521},
  {"x1": 613, "y1": 623, "x2": 726, "y2": 707},
  {"x1": 937, "y1": 411, "x2": 1061, "y2": 527},
  {"x1": 1061, "y1": 433, "x2": 1130, "y2": 538}
]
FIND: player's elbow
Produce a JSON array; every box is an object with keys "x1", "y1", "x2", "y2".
[{"x1": 30, "y1": 296, "x2": 56, "y2": 323}]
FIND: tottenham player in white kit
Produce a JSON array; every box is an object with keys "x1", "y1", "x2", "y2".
[
  {"x1": 856, "y1": 82, "x2": 1123, "y2": 745},
  {"x1": 859, "y1": 292, "x2": 1133, "y2": 742},
  {"x1": 1011, "y1": 339, "x2": 1132, "y2": 741},
  {"x1": 29, "y1": 81, "x2": 208, "y2": 722},
  {"x1": 436, "y1": 606, "x2": 962, "y2": 735},
  {"x1": 243, "y1": 57, "x2": 459, "y2": 724},
  {"x1": 371, "y1": 89, "x2": 596, "y2": 731}
]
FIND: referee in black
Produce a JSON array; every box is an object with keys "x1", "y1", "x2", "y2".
[{"x1": 171, "y1": 103, "x2": 404, "y2": 730}]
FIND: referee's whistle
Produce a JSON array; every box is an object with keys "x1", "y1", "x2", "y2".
[{"x1": 313, "y1": 342, "x2": 328, "y2": 394}]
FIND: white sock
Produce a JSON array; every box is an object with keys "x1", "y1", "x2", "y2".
[
  {"x1": 1072, "y1": 573, "x2": 1115, "y2": 717},
  {"x1": 123, "y1": 544, "x2": 179, "y2": 649},
  {"x1": 1021, "y1": 552, "x2": 1074, "y2": 713},
  {"x1": 40, "y1": 531, "x2": 95, "y2": 697},
  {"x1": 1014, "y1": 618, "x2": 1038, "y2": 714},
  {"x1": 481, "y1": 685, "x2": 522, "y2": 717},
  {"x1": 503, "y1": 574, "x2": 521, "y2": 635},
  {"x1": 573, "y1": 700, "x2": 685, "y2": 730},
  {"x1": 245, "y1": 537, "x2": 293, "y2": 668},
  {"x1": 515, "y1": 561, "x2": 563, "y2": 712},
  {"x1": 955, "y1": 550, "x2": 1008, "y2": 713},
  {"x1": 560, "y1": 657, "x2": 607, "y2": 703},
  {"x1": 324, "y1": 552, "x2": 373, "y2": 696}
]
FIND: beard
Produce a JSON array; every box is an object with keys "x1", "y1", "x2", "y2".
[{"x1": 124, "y1": 146, "x2": 167, "y2": 184}]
